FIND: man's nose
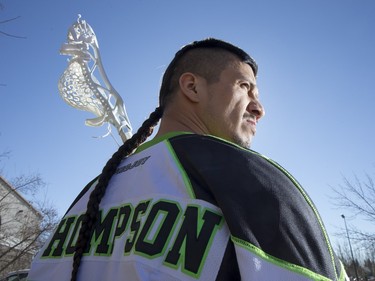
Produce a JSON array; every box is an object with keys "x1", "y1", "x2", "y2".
[{"x1": 249, "y1": 100, "x2": 265, "y2": 121}]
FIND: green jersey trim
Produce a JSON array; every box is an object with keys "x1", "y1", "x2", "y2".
[
  {"x1": 338, "y1": 261, "x2": 349, "y2": 281},
  {"x1": 259, "y1": 155, "x2": 338, "y2": 280},
  {"x1": 164, "y1": 139, "x2": 196, "y2": 199},
  {"x1": 136, "y1": 131, "x2": 195, "y2": 199},
  {"x1": 231, "y1": 236, "x2": 331, "y2": 281},
  {"x1": 135, "y1": 132, "x2": 192, "y2": 153}
]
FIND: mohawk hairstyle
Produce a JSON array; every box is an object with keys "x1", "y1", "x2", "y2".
[
  {"x1": 159, "y1": 38, "x2": 258, "y2": 107},
  {"x1": 176, "y1": 38, "x2": 257, "y2": 74}
]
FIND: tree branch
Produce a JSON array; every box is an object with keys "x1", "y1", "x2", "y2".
[
  {"x1": 0, "y1": 16, "x2": 21, "y2": 24},
  {"x1": 0, "y1": 16, "x2": 27, "y2": 39},
  {"x1": 0, "y1": 29, "x2": 26, "y2": 39}
]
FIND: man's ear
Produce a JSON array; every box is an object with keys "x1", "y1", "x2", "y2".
[{"x1": 178, "y1": 72, "x2": 201, "y2": 103}]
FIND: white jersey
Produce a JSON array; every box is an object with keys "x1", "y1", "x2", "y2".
[{"x1": 28, "y1": 133, "x2": 348, "y2": 281}]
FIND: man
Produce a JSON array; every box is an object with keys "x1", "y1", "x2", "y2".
[{"x1": 28, "y1": 38, "x2": 348, "y2": 281}]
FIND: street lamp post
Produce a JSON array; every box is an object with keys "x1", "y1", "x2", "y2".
[{"x1": 341, "y1": 214, "x2": 359, "y2": 280}]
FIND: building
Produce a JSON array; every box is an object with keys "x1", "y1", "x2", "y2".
[{"x1": 0, "y1": 176, "x2": 41, "y2": 278}]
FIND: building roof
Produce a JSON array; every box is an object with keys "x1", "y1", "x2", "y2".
[{"x1": 0, "y1": 176, "x2": 42, "y2": 219}]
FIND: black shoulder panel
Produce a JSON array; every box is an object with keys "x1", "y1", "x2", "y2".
[{"x1": 169, "y1": 134, "x2": 339, "y2": 279}]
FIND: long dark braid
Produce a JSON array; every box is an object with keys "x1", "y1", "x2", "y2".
[{"x1": 70, "y1": 106, "x2": 163, "y2": 281}]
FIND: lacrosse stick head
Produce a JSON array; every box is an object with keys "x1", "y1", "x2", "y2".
[
  {"x1": 58, "y1": 59, "x2": 105, "y2": 121},
  {"x1": 58, "y1": 15, "x2": 132, "y2": 143},
  {"x1": 60, "y1": 14, "x2": 98, "y2": 60}
]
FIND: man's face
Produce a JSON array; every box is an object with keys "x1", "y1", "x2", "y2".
[{"x1": 199, "y1": 61, "x2": 264, "y2": 148}]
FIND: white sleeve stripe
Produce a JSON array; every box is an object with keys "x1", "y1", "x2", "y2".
[{"x1": 231, "y1": 236, "x2": 332, "y2": 281}]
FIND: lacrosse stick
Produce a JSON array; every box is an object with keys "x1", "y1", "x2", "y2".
[{"x1": 58, "y1": 15, "x2": 132, "y2": 144}]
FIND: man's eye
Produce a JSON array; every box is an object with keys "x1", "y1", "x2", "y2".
[{"x1": 240, "y1": 83, "x2": 250, "y2": 90}]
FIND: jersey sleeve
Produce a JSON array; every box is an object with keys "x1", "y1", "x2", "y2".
[{"x1": 169, "y1": 134, "x2": 347, "y2": 281}]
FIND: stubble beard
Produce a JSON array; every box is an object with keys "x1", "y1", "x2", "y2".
[{"x1": 232, "y1": 133, "x2": 253, "y2": 149}]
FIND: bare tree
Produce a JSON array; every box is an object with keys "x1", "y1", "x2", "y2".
[
  {"x1": 363, "y1": 244, "x2": 375, "y2": 278},
  {"x1": 331, "y1": 170, "x2": 375, "y2": 246},
  {"x1": 0, "y1": 152, "x2": 59, "y2": 277},
  {"x1": 336, "y1": 241, "x2": 375, "y2": 279}
]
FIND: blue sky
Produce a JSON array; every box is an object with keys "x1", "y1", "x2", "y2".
[{"x1": 1, "y1": 0, "x2": 375, "y2": 252}]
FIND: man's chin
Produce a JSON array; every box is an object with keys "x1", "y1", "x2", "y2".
[{"x1": 232, "y1": 135, "x2": 252, "y2": 149}]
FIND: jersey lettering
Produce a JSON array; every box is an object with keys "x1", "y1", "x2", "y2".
[{"x1": 41, "y1": 199, "x2": 223, "y2": 278}]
